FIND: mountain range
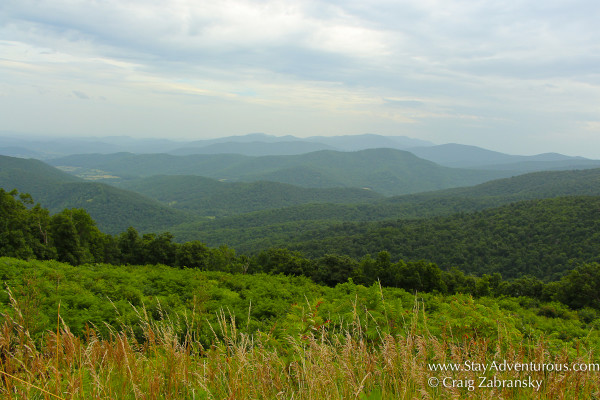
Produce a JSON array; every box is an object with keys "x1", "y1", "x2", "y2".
[
  {"x1": 169, "y1": 168, "x2": 600, "y2": 249},
  {"x1": 48, "y1": 149, "x2": 510, "y2": 196},
  {"x1": 0, "y1": 132, "x2": 432, "y2": 158},
  {"x1": 3, "y1": 132, "x2": 598, "y2": 172},
  {"x1": 2, "y1": 133, "x2": 600, "y2": 242}
]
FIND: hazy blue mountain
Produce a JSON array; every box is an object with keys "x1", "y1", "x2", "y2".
[
  {"x1": 0, "y1": 135, "x2": 124, "y2": 158},
  {"x1": 0, "y1": 146, "x2": 45, "y2": 159},
  {"x1": 50, "y1": 149, "x2": 509, "y2": 196},
  {"x1": 4, "y1": 133, "x2": 597, "y2": 168},
  {"x1": 408, "y1": 143, "x2": 594, "y2": 169},
  {"x1": 1, "y1": 132, "x2": 435, "y2": 158},
  {"x1": 304, "y1": 133, "x2": 433, "y2": 151},
  {"x1": 168, "y1": 133, "x2": 432, "y2": 155},
  {"x1": 187, "y1": 132, "x2": 298, "y2": 145},
  {"x1": 168, "y1": 140, "x2": 336, "y2": 156},
  {"x1": 0, "y1": 133, "x2": 193, "y2": 157}
]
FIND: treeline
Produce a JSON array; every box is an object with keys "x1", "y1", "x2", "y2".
[
  {"x1": 251, "y1": 248, "x2": 600, "y2": 312},
  {"x1": 2, "y1": 188, "x2": 599, "y2": 313},
  {"x1": 0, "y1": 188, "x2": 231, "y2": 268}
]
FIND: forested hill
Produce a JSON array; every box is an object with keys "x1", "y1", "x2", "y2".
[
  {"x1": 382, "y1": 167, "x2": 600, "y2": 206},
  {"x1": 49, "y1": 149, "x2": 508, "y2": 195},
  {"x1": 0, "y1": 155, "x2": 81, "y2": 191},
  {"x1": 172, "y1": 196, "x2": 600, "y2": 281},
  {"x1": 3, "y1": 186, "x2": 600, "y2": 314},
  {"x1": 285, "y1": 196, "x2": 600, "y2": 280},
  {"x1": 114, "y1": 175, "x2": 383, "y2": 216},
  {"x1": 41, "y1": 182, "x2": 191, "y2": 233},
  {"x1": 170, "y1": 168, "x2": 600, "y2": 244},
  {"x1": 0, "y1": 155, "x2": 191, "y2": 233}
]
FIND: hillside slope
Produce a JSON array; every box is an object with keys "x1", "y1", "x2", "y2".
[
  {"x1": 180, "y1": 196, "x2": 600, "y2": 281},
  {"x1": 0, "y1": 155, "x2": 191, "y2": 234},
  {"x1": 170, "y1": 168, "x2": 600, "y2": 245},
  {"x1": 50, "y1": 149, "x2": 508, "y2": 196},
  {"x1": 287, "y1": 196, "x2": 600, "y2": 280},
  {"x1": 115, "y1": 175, "x2": 383, "y2": 216}
]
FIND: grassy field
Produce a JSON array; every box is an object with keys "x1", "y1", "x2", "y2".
[{"x1": 1, "y1": 288, "x2": 599, "y2": 399}]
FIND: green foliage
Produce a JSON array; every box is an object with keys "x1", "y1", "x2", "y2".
[
  {"x1": 176, "y1": 240, "x2": 212, "y2": 269},
  {"x1": 0, "y1": 156, "x2": 194, "y2": 234},
  {"x1": 170, "y1": 168, "x2": 600, "y2": 252},
  {"x1": 554, "y1": 262, "x2": 600, "y2": 309},
  {"x1": 286, "y1": 196, "x2": 600, "y2": 280},
  {"x1": 1, "y1": 256, "x2": 599, "y2": 354},
  {"x1": 0, "y1": 188, "x2": 54, "y2": 260},
  {"x1": 2, "y1": 189, "x2": 599, "y2": 321},
  {"x1": 115, "y1": 175, "x2": 383, "y2": 217}
]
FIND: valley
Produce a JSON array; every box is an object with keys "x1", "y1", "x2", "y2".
[{"x1": 1, "y1": 134, "x2": 600, "y2": 399}]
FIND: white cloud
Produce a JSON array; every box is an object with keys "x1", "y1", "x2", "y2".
[{"x1": 1, "y1": 0, "x2": 599, "y2": 156}]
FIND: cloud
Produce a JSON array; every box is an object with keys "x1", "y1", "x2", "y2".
[
  {"x1": 72, "y1": 90, "x2": 89, "y2": 100},
  {"x1": 1, "y1": 0, "x2": 600, "y2": 156}
]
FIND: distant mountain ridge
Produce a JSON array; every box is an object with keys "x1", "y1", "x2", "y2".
[
  {"x1": 408, "y1": 143, "x2": 596, "y2": 170},
  {"x1": 0, "y1": 132, "x2": 434, "y2": 158},
  {"x1": 2, "y1": 132, "x2": 597, "y2": 172},
  {"x1": 50, "y1": 148, "x2": 509, "y2": 196},
  {"x1": 168, "y1": 140, "x2": 337, "y2": 156}
]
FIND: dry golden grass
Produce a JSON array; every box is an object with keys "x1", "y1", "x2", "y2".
[{"x1": 0, "y1": 294, "x2": 599, "y2": 399}]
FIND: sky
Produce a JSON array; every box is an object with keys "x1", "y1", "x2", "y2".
[{"x1": 1, "y1": 0, "x2": 599, "y2": 157}]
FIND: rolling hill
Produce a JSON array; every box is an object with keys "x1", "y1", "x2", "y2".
[
  {"x1": 167, "y1": 140, "x2": 336, "y2": 156},
  {"x1": 50, "y1": 148, "x2": 508, "y2": 196},
  {"x1": 172, "y1": 196, "x2": 600, "y2": 281},
  {"x1": 168, "y1": 168, "x2": 600, "y2": 252},
  {"x1": 0, "y1": 155, "x2": 81, "y2": 193},
  {"x1": 1, "y1": 133, "x2": 433, "y2": 158},
  {"x1": 0, "y1": 155, "x2": 192, "y2": 234},
  {"x1": 285, "y1": 196, "x2": 600, "y2": 280},
  {"x1": 114, "y1": 175, "x2": 383, "y2": 216}
]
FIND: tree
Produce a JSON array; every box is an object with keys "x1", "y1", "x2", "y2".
[
  {"x1": 142, "y1": 232, "x2": 177, "y2": 266},
  {"x1": 252, "y1": 248, "x2": 311, "y2": 276},
  {"x1": 556, "y1": 263, "x2": 600, "y2": 309},
  {"x1": 0, "y1": 189, "x2": 35, "y2": 259},
  {"x1": 118, "y1": 227, "x2": 143, "y2": 265},
  {"x1": 176, "y1": 240, "x2": 211, "y2": 269},
  {"x1": 314, "y1": 254, "x2": 359, "y2": 286},
  {"x1": 50, "y1": 211, "x2": 87, "y2": 265}
]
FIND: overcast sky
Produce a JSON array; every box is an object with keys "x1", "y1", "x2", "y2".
[{"x1": 1, "y1": 0, "x2": 599, "y2": 157}]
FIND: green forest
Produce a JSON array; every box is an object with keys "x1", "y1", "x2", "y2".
[
  {"x1": 2, "y1": 157, "x2": 600, "y2": 398},
  {"x1": 3, "y1": 187, "x2": 600, "y2": 311}
]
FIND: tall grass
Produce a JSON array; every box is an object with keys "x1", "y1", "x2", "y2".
[{"x1": 0, "y1": 292, "x2": 598, "y2": 399}]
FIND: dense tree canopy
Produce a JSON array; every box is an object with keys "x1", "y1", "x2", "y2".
[{"x1": 2, "y1": 189, "x2": 599, "y2": 313}]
